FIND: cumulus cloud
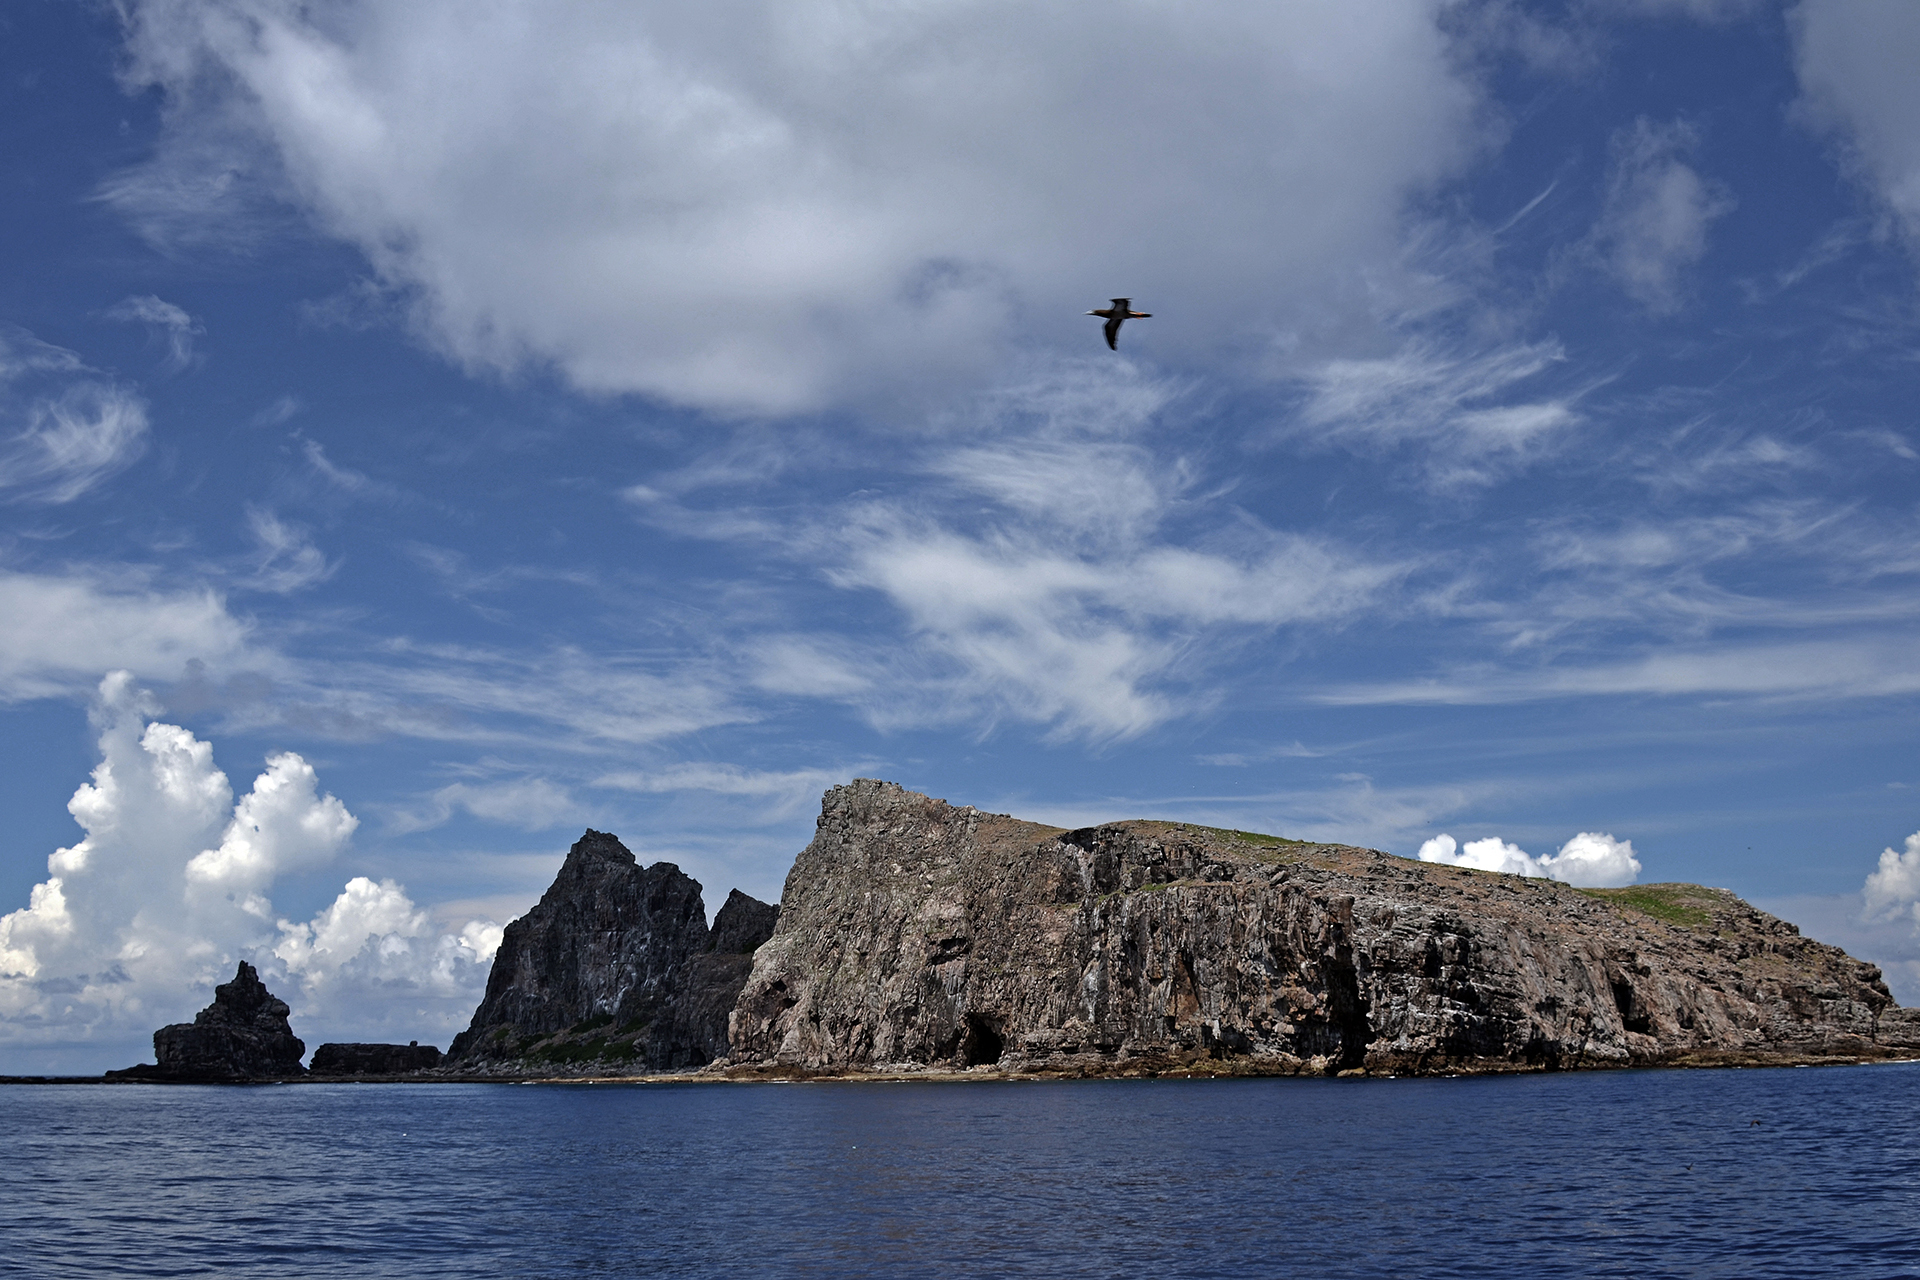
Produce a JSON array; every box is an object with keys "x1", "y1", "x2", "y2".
[
  {"x1": 1417, "y1": 830, "x2": 1641, "y2": 886},
  {"x1": 1862, "y1": 830, "x2": 1920, "y2": 929},
  {"x1": 0, "y1": 673, "x2": 499, "y2": 1066},
  {"x1": 109, "y1": 0, "x2": 1488, "y2": 415},
  {"x1": 273, "y1": 878, "x2": 501, "y2": 1037},
  {"x1": 1793, "y1": 0, "x2": 1920, "y2": 247},
  {"x1": 1590, "y1": 118, "x2": 1735, "y2": 313},
  {"x1": 184, "y1": 751, "x2": 358, "y2": 898},
  {"x1": 0, "y1": 329, "x2": 149, "y2": 504},
  {"x1": 103, "y1": 294, "x2": 203, "y2": 373}
]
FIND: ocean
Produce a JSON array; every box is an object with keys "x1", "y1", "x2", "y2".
[{"x1": 3, "y1": 1062, "x2": 1917, "y2": 1278}]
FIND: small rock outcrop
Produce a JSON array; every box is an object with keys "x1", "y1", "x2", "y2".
[
  {"x1": 727, "y1": 780, "x2": 1920, "y2": 1076},
  {"x1": 446, "y1": 830, "x2": 776, "y2": 1073},
  {"x1": 309, "y1": 1042, "x2": 443, "y2": 1075},
  {"x1": 107, "y1": 962, "x2": 306, "y2": 1082}
]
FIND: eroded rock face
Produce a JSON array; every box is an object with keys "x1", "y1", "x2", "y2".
[
  {"x1": 309, "y1": 1042, "x2": 443, "y2": 1074},
  {"x1": 447, "y1": 830, "x2": 776, "y2": 1072},
  {"x1": 729, "y1": 780, "x2": 1916, "y2": 1076},
  {"x1": 108, "y1": 962, "x2": 306, "y2": 1081}
]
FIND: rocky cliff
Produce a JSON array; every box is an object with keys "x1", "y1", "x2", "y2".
[
  {"x1": 107, "y1": 961, "x2": 306, "y2": 1081},
  {"x1": 446, "y1": 830, "x2": 777, "y2": 1072},
  {"x1": 727, "y1": 780, "x2": 1920, "y2": 1076}
]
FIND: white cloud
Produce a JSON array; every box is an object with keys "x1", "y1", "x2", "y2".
[
  {"x1": 1793, "y1": 0, "x2": 1920, "y2": 246},
  {"x1": 834, "y1": 513, "x2": 1399, "y2": 741},
  {"x1": 0, "y1": 673, "x2": 498, "y2": 1065},
  {"x1": 1293, "y1": 340, "x2": 1580, "y2": 484},
  {"x1": 0, "y1": 329, "x2": 150, "y2": 504},
  {"x1": 103, "y1": 294, "x2": 203, "y2": 373},
  {"x1": 295, "y1": 641, "x2": 752, "y2": 747},
  {"x1": 1862, "y1": 830, "x2": 1920, "y2": 929},
  {"x1": 184, "y1": 750, "x2": 358, "y2": 896},
  {"x1": 387, "y1": 777, "x2": 579, "y2": 834},
  {"x1": 0, "y1": 570, "x2": 254, "y2": 703},
  {"x1": 744, "y1": 636, "x2": 872, "y2": 699},
  {"x1": 272, "y1": 877, "x2": 503, "y2": 1044},
  {"x1": 110, "y1": 0, "x2": 1488, "y2": 415},
  {"x1": 1591, "y1": 117, "x2": 1735, "y2": 312},
  {"x1": 245, "y1": 506, "x2": 336, "y2": 593},
  {"x1": 1317, "y1": 635, "x2": 1920, "y2": 706},
  {"x1": 595, "y1": 762, "x2": 860, "y2": 821},
  {"x1": 624, "y1": 360, "x2": 1409, "y2": 742},
  {"x1": 1417, "y1": 829, "x2": 1641, "y2": 887},
  {"x1": 1548, "y1": 831, "x2": 1645, "y2": 887}
]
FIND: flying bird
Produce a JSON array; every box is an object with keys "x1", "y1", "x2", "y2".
[{"x1": 1087, "y1": 298, "x2": 1151, "y2": 350}]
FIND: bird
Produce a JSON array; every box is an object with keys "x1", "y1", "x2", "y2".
[{"x1": 1087, "y1": 298, "x2": 1151, "y2": 350}]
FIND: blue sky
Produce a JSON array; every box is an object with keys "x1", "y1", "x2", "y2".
[{"x1": 4, "y1": 0, "x2": 1920, "y2": 1071}]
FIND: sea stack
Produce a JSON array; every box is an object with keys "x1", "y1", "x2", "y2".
[
  {"x1": 107, "y1": 961, "x2": 306, "y2": 1081},
  {"x1": 445, "y1": 830, "x2": 777, "y2": 1073},
  {"x1": 725, "y1": 779, "x2": 1920, "y2": 1076}
]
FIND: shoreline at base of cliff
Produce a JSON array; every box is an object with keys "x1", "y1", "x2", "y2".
[{"x1": 21, "y1": 1044, "x2": 1909, "y2": 1086}]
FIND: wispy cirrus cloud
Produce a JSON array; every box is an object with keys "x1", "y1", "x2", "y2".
[
  {"x1": 0, "y1": 329, "x2": 149, "y2": 506},
  {"x1": 103, "y1": 294, "x2": 203, "y2": 373},
  {"x1": 1290, "y1": 339, "x2": 1583, "y2": 486},
  {"x1": 386, "y1": 776, "x2": 580, "y2": 834},
  {"x1": 244, "y1": 506, "x2": 337, "y2": 595},
  {"x1": 1315, "y1": 635, "x2": 1920, "y2": 706}
]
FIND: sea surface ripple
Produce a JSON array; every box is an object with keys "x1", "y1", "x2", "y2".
[{"x1": 3, "y1": 1062, "x2": 1918, "y2": 1277}]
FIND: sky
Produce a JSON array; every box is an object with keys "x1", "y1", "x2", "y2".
[{"x1": 2, "y1": 0, "x2": 1919, "y2": 1073}]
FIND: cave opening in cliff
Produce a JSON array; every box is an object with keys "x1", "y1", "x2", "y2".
[
  {"x1": 1610, "y1": 976, "x2": 1652, "y2": 1034},
  {"x1": 961, "y1": 1015, "x2": 1004, "y2": 1066}
]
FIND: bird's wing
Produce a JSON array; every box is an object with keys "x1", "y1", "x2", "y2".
[{"x1": 1104, "y1": 315, "x2": 1122, "y2": 349}]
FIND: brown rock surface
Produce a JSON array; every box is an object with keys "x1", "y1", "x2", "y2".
[{"x1": 728, "y1": 779, "x2": 1919, "y2": 1076}]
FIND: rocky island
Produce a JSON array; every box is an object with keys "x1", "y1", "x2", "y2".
[
  {"x1": 107, "y1": 961, "x2": 307, "y2": 1082},
  {"x1": 103, "y1": 962, "x2": 447, "y2": 1083},
  {"x1": 448, "y1": 779, "x2": 1920, "y2": 1079},
  {"x1": 92, "y1": 780, "x2": 1920, "y2": 1083}
]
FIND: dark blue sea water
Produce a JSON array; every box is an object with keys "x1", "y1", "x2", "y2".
[{"x1": 3, "y1": 1063, "x2": 1918, "y2": 1278}]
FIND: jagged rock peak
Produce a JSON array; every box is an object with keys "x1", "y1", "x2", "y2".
[
  {"x1": 565, "y1": 828, "x2": 637, "y2": 868},
  {"x1": 446, "y1": 828, "x2": 777, "y2": 1073},
  {"x1": 106, "y1": 961, "x2": 307, "y2": 1082},
  {"x1": 709, "y1": 889, "x2": 779, "y2": 954}
]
